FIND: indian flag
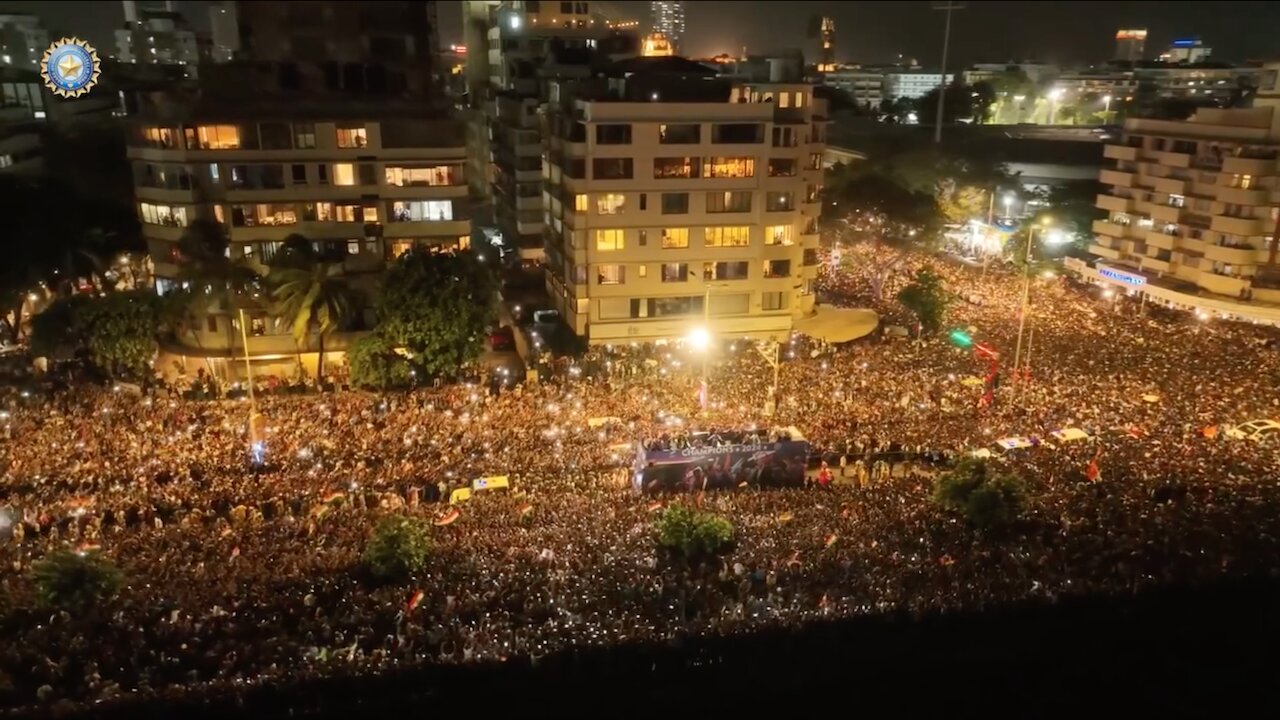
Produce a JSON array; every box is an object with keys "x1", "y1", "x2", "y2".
[
  {"x1": 435, "y1": 507, "x2": 461, "y2": 526},
  {"x1": 322, "y1": 491, "x2": 345, "y2": 504},
  {"x1": 518, "y1": 503, "x2": 534, "y2": 518},
  {"x1": 823, "y1": 533, "x2": 838, "y2": 550},
  {"x1": 406, "y1": 589, "x2": 425, "y2": 611}
]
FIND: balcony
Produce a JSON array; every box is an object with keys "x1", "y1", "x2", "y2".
[
  {"x1": 1152, "y1": 177, "x2": 1186, "y2": 195},
  {"x1": 1197, "y1": 272, "x2": 1249, "y2": 298},
  {"x1": 1141, "y1": 256, "x2": 1171, "y2": 273},
  {"x1": 1203, "y1": 244, "x2": 1260, "y2": 266},
  {"x1": 1092, "y1": 219, "x2": 1127, "y2": 238},
  {"x1": 1140, "y1": 148, "x2": 1191, "y2": 168},
  {"x1": 1098, "y1": 169, "x2": 1134, "y2": 187},
  {"x1": 1088, "y1": 242, "x2": 1121, "y2": 260},
  {"x1": 1103, "y1": 144, "x2": 1139, "y2": 162},
  {"x1": 1177, "y1": 236, "x2": 1209, "y2": 256},
  {"x1": 1222, "y1": 156, "x2": 1276, "y2": 176},
  {"x1": 384, "y1": 218, "x2": 471, "y2": 238},
  {"x1": 1144, "y1": 230, "x2": 1178, "y2": 251},
  {"x1": 141, "y1": 223, "x2": 187, "y2": 242},
  {"x1": 1210, "y1": 214, "x2": 1266, "y2": 236},
  {"x1": 1150, "y1": 204, "x2": 1182, "y2": 223},
  {"x1": 1096, "y1": 193, "x2": 1133, "y2": 213},
  {"x1": 1216, "y1": 186, "x2": 1269, "y2": 206}
]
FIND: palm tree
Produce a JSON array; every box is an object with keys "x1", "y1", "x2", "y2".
[
  {"x1": 269, "y1": 254, "x2": 356, "y2": 384},
  {"x1": 169, "y1": 220, "x2": 261, "y2": 373}
]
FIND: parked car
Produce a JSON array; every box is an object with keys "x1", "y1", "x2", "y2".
[{"x1": 488, "y1": 326, "x2": 515, "y2": 352}]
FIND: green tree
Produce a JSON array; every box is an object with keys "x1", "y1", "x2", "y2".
[
  {"x1": 375, "y1": 249, "x2": 496, "y2": 379},
  {"x1": 933, "y1": 457, "x2": 1025, "y2": 529},
  {"x1": 348, "y1": 334, "x2": 414, "y2": 390},
  {"x1": 363, "y1": 515, "x2": 432, "y2": 581},
  {"x1": 896, "y1": 268, "x2": 950, "y2": 334},
  {"x1": 31, "y1": 549, "x2": 124, "y2": 613},
  {"x1": 30, "y1": 291, "x2": 166, "y2": 380},
  {"x1": 174, "y1": 219, "x2": 261, "y2": 326},
  {"x1": 269, "y1": 250, "x2": 357, "y2": 383},
  {"x1": 656, "y1": 505, "x2": 734, "y2": 560}
]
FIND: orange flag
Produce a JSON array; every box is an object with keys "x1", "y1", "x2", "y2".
[
  {"x1": 406, "y1": 589, "x2": 425, "y2": 612},
  {"x1": 646, "y1": 501, "x2": 664, "y2": 513},
  {"x1": 823, "y1": 533, "x2": 838, "y2": 549},
  {"x1": 435, "y1": 507, "x2": 461, "y2": 526},
  {"x1": 1085, "y1": 451, "x2": 1101, "y2": 482}
]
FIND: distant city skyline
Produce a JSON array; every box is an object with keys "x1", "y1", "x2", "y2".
[{"x1": 2, "y1": 1, "x2": 1278, "y2": 68}]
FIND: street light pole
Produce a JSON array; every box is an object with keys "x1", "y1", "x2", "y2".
[
  {"x1": 1011, "y1": 225, "x2": 1038, "y2": 378},
  {"x1": 931, "y1": 2, "x2": 966, "y2": 144},
  {"x1": 701, "y1": 284, "x2": 711, "y2": 413}
]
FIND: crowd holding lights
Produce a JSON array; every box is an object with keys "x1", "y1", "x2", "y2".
[{"x1": 1, "y1": 230, "x2": 1280, "y2": 709}]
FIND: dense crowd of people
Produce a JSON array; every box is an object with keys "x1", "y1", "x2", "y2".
[{"x1": 2, "y1": 236, "x2": 1280, "y2": 712}]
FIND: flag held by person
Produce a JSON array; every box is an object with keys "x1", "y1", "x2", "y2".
[
  {"x1": 435, "y1": 507, "x2": 461, "y2": 526},
  {"x1": 406, "y1": 589, "x2": 425, "y2": 612},
  {"x1": 823, "y1": 533, "x2": 838, "y2": 550},
  {"x1": 1086, "y1": 450, "x2": 1102, "y2": 482}
]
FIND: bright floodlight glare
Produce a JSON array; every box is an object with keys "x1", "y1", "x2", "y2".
[
  {"x1": 1045, "y1": 229, "x2": 1068, "y2": 246},
  {"x1": 1103, "y1": 95, "x2": 1112, "y2": 103},
  {"x1": 687, "y1": 327, "x2": 711, "y2": 351},
  {"x1": 1049, "y1": 88, "x2": 1064, "y2": 100}
]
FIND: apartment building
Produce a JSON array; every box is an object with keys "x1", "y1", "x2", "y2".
[
  {"x1": 128, "y1": 63, "x2": 471, "y2": 376},
  {"x1": 0, "y1": 14, "x2": 48, "y2": 70},
  {"x1": 1089, "y1": 103, "x2": 1280, "y2": 318},
  {"x1": 479, "y1": 1, "x2": 639, "y2": 261},
  {"x1": 882, "y1": 70, "x2": 953, "y2": 101},
  {"x1": 542, "y1": 57, "x2": 827, "y2": 344},
  {"x1": 115, "y1": 6, "x2": 201, "y2": 70},
  {"x1": 823, "y1": 67, "x2": 884, "y2": 109}
]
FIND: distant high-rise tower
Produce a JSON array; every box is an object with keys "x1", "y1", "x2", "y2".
[
  {"x1": 819, "y1": 16, "x2": 835, "y2": 72},
  {"x1": 1114, "y1": 28, "x2": 1147, "y2": 62},
  {"x1": 650, "y1": 1, "x2": 685, "y2": 52}
]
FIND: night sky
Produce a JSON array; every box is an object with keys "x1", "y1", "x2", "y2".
[{"x1": 8, "y1": 1, "x2": 1280, "y2": 67}]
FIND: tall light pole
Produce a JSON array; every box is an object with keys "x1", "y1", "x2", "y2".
[
  {"x1": 689, "y1": 281, "x2": 729, "y2": 414},
  {"x1": 1102, "y1": 94, "x2": 1113, "y2": 124},
  {"x1": 1047, "y1": 87, "x2": 1064, "y2": 125},
  {"x1": 1012, "y1": 220, "x2": 1066, "y2": 381},
  {"x1": 931, "y1": 2, "x2": 966, "y2": 144}
]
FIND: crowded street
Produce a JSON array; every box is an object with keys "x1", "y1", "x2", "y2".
[{"x1": 2, "y1": 239, "x2": 1280, "y2": 710}]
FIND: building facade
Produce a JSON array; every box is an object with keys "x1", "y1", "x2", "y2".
[
  {"x1": 115, "y1": 8, "x2": 200, "y2": 70},
  {"x1": 1089, "y1": 103, "x2": 1280, "y2": 315},
  {"x1": 542, "y1": 59, "x2": 827, "y2": 344},
  {"x1": 208, "y1": 2, "x2": 239, "y2": 63},
  {"x1": 0, "y1": 14, "x2": 47, "y2": 70},
  {"x1": 1159, "y1": 38, "x2": 1212, "y2": 64},
  {"x1": 823, "y1": 67, "x2": 883, "y2": 108},
  {"x1": 1114, "y1": 28, "x2": 1147, "y2": 62},
  {"x1": 650, "y1": 1, "x2": 685, "y2": 53},
  {"x1": 882, "y1": 70, "x2": 953, "y2": 101}
]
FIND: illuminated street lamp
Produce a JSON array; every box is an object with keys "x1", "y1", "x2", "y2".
[
  {"x1": 1048, "y1": 87, "x2": 1064, "y2": 124},
  {"x1": 1002, "y1": 192, "x2": 1015, "y2": 219},
  {"x1": 1102, "y1": 94, "x2": 1113, "y2": 122}
]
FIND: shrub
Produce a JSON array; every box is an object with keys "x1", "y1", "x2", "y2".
[
  {"x1": 31, "y1": 549, "x2": 124, "y2": 612},
  {"x1": 656, "y1": 505, "x2": 734, "y2": 559},
  {"x1": 933, "y1": 457, "x2": 1025, "y2": 529},
  {"x1": 348, "y1": 334, "x2": 414, "y2": 391},
  {"x1": 363, "y1": 515, "x2": 432, "y2": 581}
]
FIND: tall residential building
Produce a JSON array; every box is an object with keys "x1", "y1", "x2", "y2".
[
  {"x1": 115, "y1": 7, "x2": 200, "y2": 69},
  {"x1": 0, "y1": 14, "x2": 47, "y2": 70},
  {"x1": 823, "y1": 67, "x2": 884, "y2": 109},
  {"x1": 542, "y1": 57, "x2": 827, "y2": 344},
  {"x1": 817, "y1": 17, "x2": 836, "y2": 73},
  {"x1": 650, "y1": 1, "x2": 685, "y2": 52},
  {"x1": 1087, "y1": 101, "x2": 1280, "y2": 318},
  {"x1": 1159, "y1": 38, "x2": 1212, "y2": 64},
  {"x1": 1114, "y1": 28, "x2": 1147, "y2": 62},
  {"x1": 479, "y1": 1, "x2": 640, "y2": 262},
  {"x1": 208, "y1": 2, "x2": 239, "y2": 62},
  {"x1": 882, "y1": 70, "x2": 954, "y2": 101},
  {"x1": 127, "y1": 1, "x2": 467, "y2": 382}
]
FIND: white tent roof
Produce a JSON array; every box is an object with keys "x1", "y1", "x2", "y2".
[{"x1": 793, "y1": 306, "x2": 880, "y2": 343}]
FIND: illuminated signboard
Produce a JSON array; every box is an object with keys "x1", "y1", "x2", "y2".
[{"x1": 1097, "y1": 264, "x2": 1147, "y2": 287}]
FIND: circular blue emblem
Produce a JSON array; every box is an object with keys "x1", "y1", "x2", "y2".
[{"x1": 41, "y1": 38, "x2": 100, "y2": 98}]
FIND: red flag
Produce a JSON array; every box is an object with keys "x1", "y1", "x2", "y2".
[
  {"x1": 1085, "y1": 451, "x2": 1101, "y2": 482},
  {"x1": 517, "y1": 503, "x2": 534, "y2": 518},
  {"x1": 939, "y1": 554, "x2": 955, "y2": 566},
  {"x1": 435, "y1": 507, "x2": 461, "y2": 526},
  {"x1": 406, "y1": 589, "x2": 425, "y2": 612},
  {"x1": 823, "y1": 533, "x2": 838, "y2": 549},
  {"x1": 230, "y1": 546, "x2": 240, "y2": 560},
  {"x1": 646, "y1": 501, "x2": 664, "y2": 513}
]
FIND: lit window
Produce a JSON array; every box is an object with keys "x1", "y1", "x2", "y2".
[
  {"x1": 187, "y1": 125, "x2": 240, "y2": 149},
  {"x1": 336, "y1": 126, "x2": 368, "y2": 149},
  {"x1": 595, "y1": 229, "x2": 625, "y2": 251},
  {"x1": 139, "y1": 202, "x2": 190, "y2": 227},
  {"x1": 386, "y1": 165, "x2": 460, "y2": 187},
  {"x1": 704, "y1": 226, "x2": 751, "y2": 247},
  {"x1": 391, "y1": 200, "x2": 454, "y2": 222},
  {"x1": 702, "y1": 156, "x2": 755, "y2": 179},
  {"x1": 597, "y1": 193, "x2": 626, "y2": 214},
  {"x1": 574, "y1": 194, "x2": 588, "y2": 212},
  {"x1": 638, "y1": 264, "x2": 648, "y2": 278},
  {"x1": 778, "y1": 92, "x2": 790, "y2": 108},
  {"x1": 765, "y1": 225, "x2": 794, "y2": 246},
  {"x1": 597, "y1": 264, "x2": 625, "y2": 285},
  {"x1": 333, "y1": 163, "x2": 356, "y2": 186},
  {"x1": 362, "y1": 206, "x2": 379, "y2": 223},
  {"x1": 661, "y1": 228, "x2": 689, "y2": 248}
]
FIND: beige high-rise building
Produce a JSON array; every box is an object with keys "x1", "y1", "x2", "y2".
[
  {"x1": 1086, "y1": 99, "x2": 1280, "y2": 321},
  {"x1": 543, "y1": 57, "x2": 827, "y2": 344}
]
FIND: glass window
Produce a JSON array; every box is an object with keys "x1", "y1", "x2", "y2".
[
  {"x1": 595, "y1": 124, "x2": 632, "y2": 144},
  {"x1": 762, "y1": 291, "x2": 788, "y2": 311},
  {"x1": 209, "y1": 163, "x2": 220, "y2": 182},
  {"x1": 336, "y1": 125, "x2": 368, "y2": 148},
  {"x1": 141, "y1": 127, "x2": 177, "y2": 149},
  {"x1": 187, "y1": 125, "x2": 241, "y2": 149},
  {"x1": 595, "y1": 229, "x2": 624, "y2": 251},
  {"x1": 703, "y1": 157, "x2": 755, "y2": 178},
  {"x1": 574, "y1": 194, "x2": 588, "y2": 212},
  {"x1": 233, "y1": 203, "x2": 297, "y2": 227},
  {"x1": 347, "y1": 239, "x2": 361, "y2": 255},
  {"x1": 704, "y1": 226, "x2": 751, "y2": 247},
  {"x1": 638, "y1": 264, "x2": 647, "y2": 278},
  {"x1": 767, "y1": 158, "x2": 796, "y2": 177},
  {"x1": 778, "y1": 91, "x2": 791, "y2": 108},
  {"x1": 703, "y1": 261, "x2": 749, "y2": 280},
  {"x1": 765, "y1": 191, "x2": 794, "y2": 211},
  {"x1": 654, "y1": 157, "x2": 700, "y2": 179},
  {"x1": 661, "y1": 192, "x2": 689, "y2": 214},
  {"x1": 597, "y1": 264, "x2": 625, "y2": 285},
  {"x1": 661, "y1": 228, "x2": 689, "y2": 249},
  {"x1": 362, "y1": 206, "x2": 379, "y2": 223},
  {"x1": 661, "y1": 263, "x2": 688, "y2": 282},
  {"x1": 385, "y1": 165, "x2": 461, "y2": 187},
  {"x1": 706, "y1": 191, "x2": 752, "y2": 213},
  {"x1": 765, "y1": 224, "x2": 794, "y2": 245},
  {"x1": 333, "y1": 163, "x2": 356, "y2": 186},
  {"x1": 711, "y1": 124, "x2": 764, "y2": 143},
  {"x1": 659, "y1": 123, "x2": 700, "y2": 144},
  {"x1": 391, "y1": 200, "x2": 453, "y2": 222},
  {"x1": 259, "y1": 122, "x2": 292, "y2": 150},
  {"x1": 293, "y1": 123, "x2": 317, "y2": 149},
  {"x1": 291, "y1": 164, "x2": 307, "y2": 184},
  {"x1": 763, "y1": 259, "x2": 791, "y2": 278},
  {"x1": 639, "y1": 193, "x2": 647, "y2": 211},
  {"x1": 597, "y1": 193, "x2": 626, "y2": 214},
  {"x1": 335, "y1": 204, "x2": 361, "y2": 222},
  {"x1": 139, "y1": 203, "x2": 190, "y2": 227},
  {"x1": 592, "y1": 158, "x2": 633, "y2": 180}
]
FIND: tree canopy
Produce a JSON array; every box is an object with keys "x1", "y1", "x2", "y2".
[
  {"x1": 30, "y1": 290, "x2": 169, "y2": 381},
  {"x1": 896, "y1": 267, "x2": 950, "y2": 334},
  {"x1": 374, "y1": 249, "x2": 497, "y2": 379},
  {"x1": 933, "y1": 457, "x2": 1026, "y2": 529}
]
